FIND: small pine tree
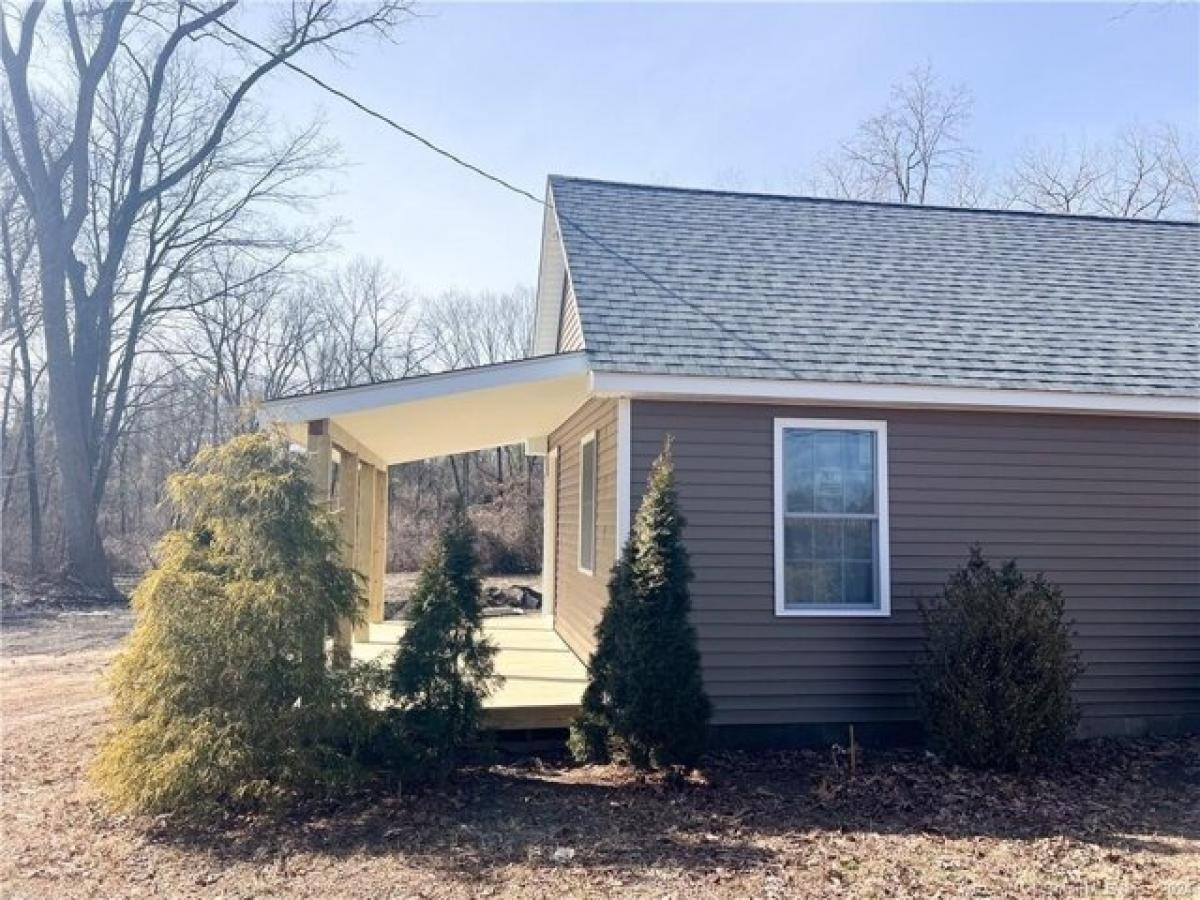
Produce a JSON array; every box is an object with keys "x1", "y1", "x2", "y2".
[
  {"x1": 917, "y1": 546, "x2": 1083, "y2": 771},
  {"x1": 389, "y1": 504, "x2": 501, "y2": 777},
  {"x1": 92, "y1": 433, "x2": 381, "y2": 819},
  {"x1": 569, "y1": 440, "x2": 711, "y2": 769}
]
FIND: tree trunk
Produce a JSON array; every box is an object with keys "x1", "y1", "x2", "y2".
[{"x1": 39, "y1": 250, "x2": 112, "y2": 594}]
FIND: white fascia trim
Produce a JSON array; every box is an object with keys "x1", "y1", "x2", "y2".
[
  {"x1": 531, "y1": 189, "x2": 574, "y2": 355},
  {"x1": 260, "y1": 352, "x2": 590, "y2": 424},
  {"x1": 590, "y1": 372, "x2": 1200, "y2": 418},
  {"x1": 615, "y1": 398, "x2": 632, "y2": 552},
  {"x1": 773, "y1": 418, "x2": 891, "y2": 618}
]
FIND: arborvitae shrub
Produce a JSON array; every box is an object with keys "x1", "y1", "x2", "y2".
[
  {"x1": 389, "y1": 505, "x2": 501, "y2": 778},
  {"x1": 92, "y1": 433, "x2": 389, "y2": 820},
  {"x1": 917, "y1": 546, "x2": 1083, "y2": 771},
  {"x1": 569, "y1": 441, "x2": 711, "y2": 769}
]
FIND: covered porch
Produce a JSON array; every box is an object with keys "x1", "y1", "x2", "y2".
[
  {"x1": 261, "y1": 353, "x2": 593, "y2": 731},
  {"x1": 352, "y1": 615, "x2": 587, "y2": 729}
]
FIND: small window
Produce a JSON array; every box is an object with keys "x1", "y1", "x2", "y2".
[
  {"x1": 578, "y1": 432, "x2": 597, "y2": 574},
  {"x1": 774, "y1": 419, "x2": 890, "y2": 616}
]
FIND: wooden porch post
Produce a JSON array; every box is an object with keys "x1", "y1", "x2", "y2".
[
  {"x1": 369, "y1": 466, "x2": 388, "y2": 628},
  {"x1": 306, "y1": 420, "x2": 333, "y2": 667},
  {"x1": 332, "y1": 448, "x2": 359, "y2": 667},
  {"x1": 352, "y1": 461, "x2": 375, "y2": 641},
  {"x1": 541, "y1": 447, "x2": 558, "y2": 617}
]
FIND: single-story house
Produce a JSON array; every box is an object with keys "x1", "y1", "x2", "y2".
[{"x1": 263, "y1": 176, "x2": 1200, "y2": 743}]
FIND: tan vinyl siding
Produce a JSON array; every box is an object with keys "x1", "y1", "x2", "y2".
[
  {"x1": 550, "y1": 399, "x2": 618, "y2": 661},
  {"x1": 557, "y1": 287, "x2": 584, "y2": 352},
  {"x1": 631, "y1": 400, "x2": 1200, "y2": 734}
]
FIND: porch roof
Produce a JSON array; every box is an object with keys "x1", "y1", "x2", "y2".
[{"x1": 259, "y1": 352, "x2": 591, "y2": 465}]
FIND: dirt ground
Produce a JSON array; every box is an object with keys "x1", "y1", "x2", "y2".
[
  {"x1": 2, "y1": 602, "x2": 1198, "y2": 899},
  {"x1": 384, "y1": 573, "x2": 541, "y2": 620}
]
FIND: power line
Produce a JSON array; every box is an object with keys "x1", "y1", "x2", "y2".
[
  {"x1": 208, "y1": 17, "x2": 546, "y2": 209},
  {"x1": 212, "y1": 16, "x2": 788, "y2": 373}
]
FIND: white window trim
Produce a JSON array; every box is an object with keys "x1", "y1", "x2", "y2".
[
  {"x1": 773, "y1": 417, "x2": 891, "y2": 618},
  {"x1": 577, "y1": 430, "x2": 597, "y2": 576}
]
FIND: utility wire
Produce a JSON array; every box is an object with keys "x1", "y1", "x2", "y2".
[
  {"x1": 211, "y1": 16, "x2": 789, "y2": 374},
  {"x1": 209, "y1": 17, "x2": 546, "y2": 208}
]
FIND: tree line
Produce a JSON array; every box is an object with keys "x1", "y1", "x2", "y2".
[{"x1": 813, "y1": 63, "x2": 1199, "y2": 216}]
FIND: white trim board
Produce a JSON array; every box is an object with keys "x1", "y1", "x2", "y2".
[
  {"x1": 615, "y1": 398, "x2": 632, "y2": 552},
  {"x1": 590, "y1": 372, "x2": 1200, "y2": 419},
  {"x1": 773, "y1": 418, "x2": 891, "y2": 618},
  {"x1": 577, "y1": 430, "x2": 597, "y2": 576}
]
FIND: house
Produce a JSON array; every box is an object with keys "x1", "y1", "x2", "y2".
[{"x1": 263, "y1": 176, "x2": 1200, "y2": 743}]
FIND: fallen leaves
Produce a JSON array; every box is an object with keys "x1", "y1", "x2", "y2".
[{"x1": 3, "y1": 607, "x2": 1199, "y2": 899}]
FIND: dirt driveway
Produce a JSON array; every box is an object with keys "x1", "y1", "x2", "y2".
[{"x1": 2, "y1": 604, "x2": 1199, "y2": 899}]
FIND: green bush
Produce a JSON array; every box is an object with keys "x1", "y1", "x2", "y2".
[
  {"x1": 92, "y1": 433, "x2": 392, "y2": 820},
  {"x1": 916, "y1": 546, "x2": 1083, "y2": 771},
  {"x1": 569, "y1": 441, "x2": 711, "y2": 769},
  {"x1": 389, "y1": 505, "x2": 501, "y2": 778}
]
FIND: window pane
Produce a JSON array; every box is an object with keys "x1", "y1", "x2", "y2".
[
  {"x1": 783, "y1": 431, "x2": 815, "y2": 513},
  {"x1": 813, "y1": 520, "x2": 842, "y2": 559},
  {"x1": 784, "y1": 561, "x2": 815, "y2": 608},
  {"x1": 812, "y1": 561, "x2": 843, "y2": 605},
  {"x1": 784, "y1": 519, "x2": 814, "y2": 561},
  {"x1": 844, "y1": 471, "x2": 874, "y2": 514},
  {"x1": 843, "y1": 519, "x2": 874, "y2": 560},
  {"x1": 845, "y1": 431, "x2": 874, "y2": 474},
  {"x1": 844, "y1": 560, "x2": 874, "y2": 605}
]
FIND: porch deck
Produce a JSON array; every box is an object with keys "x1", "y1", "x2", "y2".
[{"x1": 352, "y1": 614, "x2": 588, "y2": 730}]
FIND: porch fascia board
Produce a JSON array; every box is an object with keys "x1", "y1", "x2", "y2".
[{"x1": 260, "y1": 352, "x2": 593, "y2": 466}]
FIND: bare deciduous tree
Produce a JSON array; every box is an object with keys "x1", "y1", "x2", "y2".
[
  {"x1": 0, "y1": 184, "x2": 45, "y2": 572},
  {"x1": 813, "y1": 63, "x2": 975, "y2": 205},
  {"x1": 422, "y1": 286, "x2": 535, "y2": 371},
  {"x1": 301, "y1": 258, "x2": 425, "y2": 390},
  {"x1": 1, "y1": 0, "x2": 409, "y2": 594},
  {"x1": 1005, "y1": 124, "x2": 1199, "y2": 219}
]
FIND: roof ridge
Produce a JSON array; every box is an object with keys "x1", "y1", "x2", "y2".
[{"x1": 547, "y1": 174, "x2": 1200, "y2": 228}]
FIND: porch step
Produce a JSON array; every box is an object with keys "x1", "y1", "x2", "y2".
[
  {"x1": 352, "y1": 639, "x2": 586, "y2": 679},
  {"x1": 365, "y1": 615, "x2": 559, "y2": 646}
]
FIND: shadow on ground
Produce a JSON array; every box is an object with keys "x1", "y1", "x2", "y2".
[{"x1": 148, "y1": 736, "x2": 1200, "y2": 887}]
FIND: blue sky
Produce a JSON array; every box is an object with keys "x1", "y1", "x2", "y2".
[{"x1": 255, "y1": 2, "x2": 1200, "y2": 293}]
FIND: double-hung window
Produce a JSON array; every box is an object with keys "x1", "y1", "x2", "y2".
[
  {"x1": 774, "y1": 419, "x2": 890, "y2": 616},
  {"x1": 578, "y1": 432, "x2": 597, "y2": 574}
]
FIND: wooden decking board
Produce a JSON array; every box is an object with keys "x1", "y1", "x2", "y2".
[{"x1": 351, "y1": 614, "x2": 587, "y2": 730}]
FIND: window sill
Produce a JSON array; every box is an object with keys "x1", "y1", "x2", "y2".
[{"x1": 775, "y1": 606, "x2": 890, "y2": 618}]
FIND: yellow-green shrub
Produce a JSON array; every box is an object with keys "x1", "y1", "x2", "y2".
[{"x1": 92, "y1": 433, "x2": 387, "y2": 820}]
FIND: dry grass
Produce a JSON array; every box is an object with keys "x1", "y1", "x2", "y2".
[{"x1": 2, "y1": 602, "x2": 1198, "y2": 899}]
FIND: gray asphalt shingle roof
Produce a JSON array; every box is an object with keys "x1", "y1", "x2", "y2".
[{"x1": 549, "y1": 176, "x2": 1200, "y2": 397}]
